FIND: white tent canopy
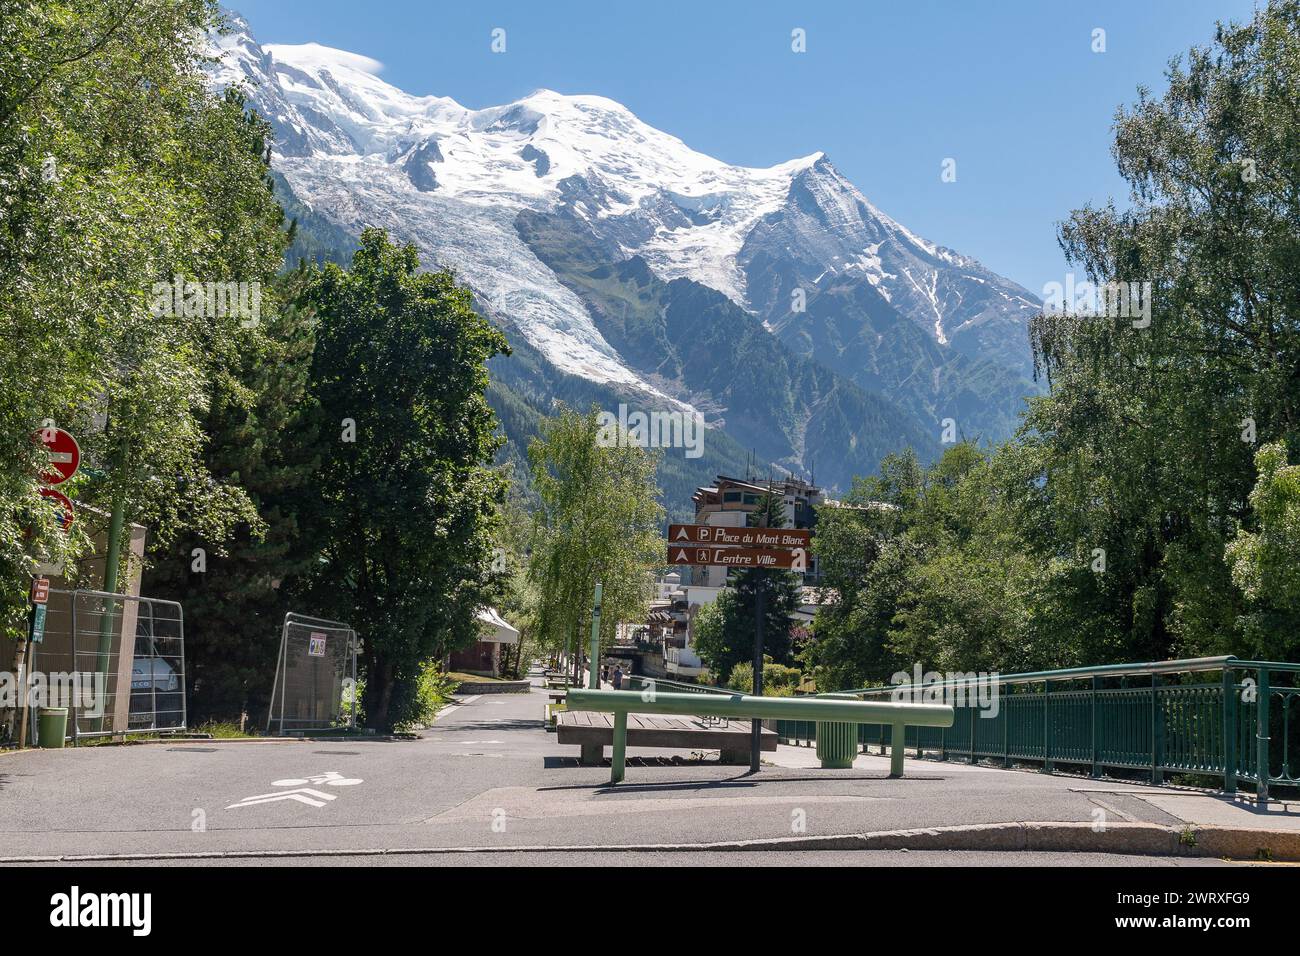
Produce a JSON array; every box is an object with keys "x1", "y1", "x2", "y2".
[{"x1": 475, "y1": 606, "x2": 519, "y2": 644}]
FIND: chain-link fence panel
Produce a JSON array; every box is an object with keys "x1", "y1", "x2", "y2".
[
  {"x1": 267, "y1": 613, "x2": 357, "y2": 734},
  {"x1": 18, "y1": 588, "x2": 186, "y2": 740}
]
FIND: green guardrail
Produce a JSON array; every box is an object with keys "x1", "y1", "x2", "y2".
[
  {"x1": 775, "y1": 656, "x2": 1300, "y2": 801},
  {"x1": 565, "y1": 688, "x2": 953, "y2": 783},
  {"x1": 624, "y1": 674, "x2": 735, "y2": 696}
]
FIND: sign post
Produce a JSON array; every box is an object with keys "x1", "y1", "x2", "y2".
[
  {"x1": 588, "y1": 582, "x2": 602, "y2": 689},
  {"x1": 749, "y1": 512, "x2": 770, "y2": 774},
  {"x1": 662, "y1": 509, "x2": 811, "y2": 774}
]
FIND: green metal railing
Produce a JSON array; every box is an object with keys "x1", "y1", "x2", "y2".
[
  {"x1": 624, "y1": 674, "x2": 735, "y2": 697},
  {"x1": 775, "y1": 656, "x2": 1300, "y2": 800},
  {"x1": 567, "y1": 688, "x2": 953, "y2": 783}
]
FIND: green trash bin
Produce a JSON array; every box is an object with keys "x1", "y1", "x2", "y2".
[
  {"x1": 816, "y1": 720, "x2": 859, "y2": 769},
  {"x1": 37, "y1": 707, "x2": 68, "y2": 749}
]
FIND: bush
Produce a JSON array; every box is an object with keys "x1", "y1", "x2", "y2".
[
  {"x1": 727, "y1": 659, "x2": 803, "y2": 696},
  {"x1": 394, "y1": 662, "x2": 458, "y2": 730}
]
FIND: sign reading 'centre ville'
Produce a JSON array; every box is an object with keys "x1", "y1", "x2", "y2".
[
  {"x1": 668, "y1": 524, "x2": 811, "y2": 549},
  {"x1": 669, "y1": 546, "x2": 807, "y2": 570}
]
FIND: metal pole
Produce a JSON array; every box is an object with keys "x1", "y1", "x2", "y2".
[
  {"x1": 70, "y1": 592, "x2": 78, "y2": 745},
  {"x1": 350, "y1": 629, "x2": 358, "y2": 729},
  {"x1": 1151, "y1": 674, "x2": 1164, "y2": 785},
  {"x1": 563, "y1": 621, "x2": 573, "y2": 687},
  {"x1": 889, "y1": 722, "x2": 906, "y2": 777},
  {"x1": 611, "y1": 710, "x2": 627, "y2": 784},
  {"x1": 1256, "y1": 666, "x2": 1270, "y2": 803},
  {"x1": 751, "y1": 572, "x2": 766, "y2": 773},
  {"x1": 177, "y1": 602, "x2": 187, "y2": 733},
  {"x1": 1090, "y1": 675, "x2": 1100, "y2": 779},
  {"x1": 95, "y1": 490, "x2": 127, "y2": 673},
  {"x1": 278, "y1": 618, "x2": 289, "y2": 736},
  {"x1": 1221, "y1": 666, "x2": 1237, "y2": 794},
  {"x1": 588, "y1": 582, "x2": 602, "y2": 689},
  {"x1": 750, "y1": 493, "x2": 773, "y2": 773}
]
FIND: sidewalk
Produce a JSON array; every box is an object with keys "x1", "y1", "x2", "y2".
[{"x1": 766, "y1": 740, "x2": 1300, "y2": 843}]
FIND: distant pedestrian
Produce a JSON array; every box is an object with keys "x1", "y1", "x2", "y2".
[
  {"x1": 601, "y1": 665, "x2": 609, "y2": 684},
  {"x1": 612, "y1": 666, "x2": 624, "y2": 690}
]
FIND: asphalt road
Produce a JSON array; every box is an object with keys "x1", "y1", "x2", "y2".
[
  {"x1": 10, "y1": 851, "x2": 1237, "y2": 867},
  {"x1": 0, "y1": 679, "x2": 1269, "y2": 865}
]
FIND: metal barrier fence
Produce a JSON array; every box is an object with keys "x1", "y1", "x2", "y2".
[
  {"x1": 267, "y1": 612, "x2": 357, "y2": 735},
  {"x1": 21, "y1": 588, "x2": 186, "y2": 741},
  {"x1": 775, "y1": 656, "x2": 1299, "y2": 800},
  {"x1": 624, "y1": 674, "x2": 736, "y2": 696}
]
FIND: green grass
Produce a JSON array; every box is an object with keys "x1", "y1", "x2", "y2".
[
  {"x1": 445, "y1": 671, "x2": 513, "y2": 683},
  {"x1": 76, "y1": 732, "x2": 160, "y2": 746},
  {"x1": 194, "y1": 720, "x2": 253, "y2": 739}
]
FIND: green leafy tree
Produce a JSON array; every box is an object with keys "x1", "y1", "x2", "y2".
[
  {"x1": 145, "y1": 266, "x2": 321, "y2": 723},
  {"x1": 690, "y1": 593, "x2": 740, "y2": 681},
  {"x1": 1, "y1": 1, "x2": 287, "y2": 656},
  {"x1": 526, "y1": 405, "x2": 664, "y2": 681},
  {"x1": 1025, "y1": 0, "x2": 1300, "y2": 661},
  {"x1": 298, "y1": 228, "x2": 510, "y2": 730},
  {"x1": 1226, "y1": 443, "x2": 1300, "y2": 659}
]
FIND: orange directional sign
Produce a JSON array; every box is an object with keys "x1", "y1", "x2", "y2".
[
  {"x1": 668, "y1": 523, "x2": 810, "y2": 549},
  {"x1": 669, "y1": 546, "x2": 807, "y2": 570}
]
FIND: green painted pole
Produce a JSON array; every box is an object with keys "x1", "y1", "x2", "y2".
[
  {"x1": 92, "y1": 487, "x2": 127, "y2": 733},
  {"x1": 1222, "y1": 667, "x2": 1237, "y2": 794},
  {"x1": 1041, "y1": 679, "x2": 1051, "y2": 773},
  {"x1": 588, "y1": 582, "x2": 602, "y2": 689},
  {"x1": 889, "y1": 723, "x2": 906, "y2": 777},
  {"x1": 1256, "y1": 667, "x2": 1270, "y2": 802},
  {"x1": 611, "y1": 710, "x2": 627, "y2": 783},
  {"x1": 1090, "y1": 675, "x2": 1101, "y2": 779},
  {"x1": 1151, "y1": 674, "x2": 1164, "y2": 785},
  {"x1": 96, "y1": 492, "x2": 126, "y2": 667}
]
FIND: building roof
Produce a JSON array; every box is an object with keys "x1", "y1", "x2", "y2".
[{"x1": 476, "y1": 607, "x2": 519, "y2": 644}]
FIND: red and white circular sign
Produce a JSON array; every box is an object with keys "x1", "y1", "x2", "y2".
[
  {"x1": 36, "y1": 427, "x2": 80, "y2": 485},
  {"x1": 39, "y1": 487, "x2": 75, "y2": 531}
]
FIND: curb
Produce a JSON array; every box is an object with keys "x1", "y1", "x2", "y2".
[
  {"x1": 2, "y1": 734, "x2": 403, "y2": 750},
  {"x1": 3, "y1": 822, "x2": 1297, "y2": 864}
]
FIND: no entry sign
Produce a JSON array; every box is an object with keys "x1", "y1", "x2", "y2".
[
  {"x1": 36, "y1": 427, "x2": 80, "y2": 486},
  {"x1": 669, "y1": 546, "x2": 807, "y2": 570}
]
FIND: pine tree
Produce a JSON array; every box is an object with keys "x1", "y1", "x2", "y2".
[
  {"x1": 718, "y1": 488, "x2": 802, "y2": 681},
  {"x1": 145, "y1": 269, "x2": 320, "y2": 724}
]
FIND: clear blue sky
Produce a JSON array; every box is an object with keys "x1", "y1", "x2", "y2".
[{"x1": 229, "y1": 0, "x2": 1260, "y2": 295}]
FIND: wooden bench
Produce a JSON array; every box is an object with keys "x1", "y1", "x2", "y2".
[{"x1": 556, "y1": 710, "x2": 776, "y2": 765}]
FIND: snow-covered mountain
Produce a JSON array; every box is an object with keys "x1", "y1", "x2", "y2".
[{"x1": 207, "y1": 10, "x2": 1040, "y2": 491}]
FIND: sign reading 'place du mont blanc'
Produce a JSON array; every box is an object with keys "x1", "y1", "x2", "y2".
[{"x1": 668, "y1": 524, "x2": 811, "y2": 549}]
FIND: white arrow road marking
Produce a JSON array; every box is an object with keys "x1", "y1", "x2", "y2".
[{"x1": 226, "y1": 788, "x2": 337, "y2": 809}]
